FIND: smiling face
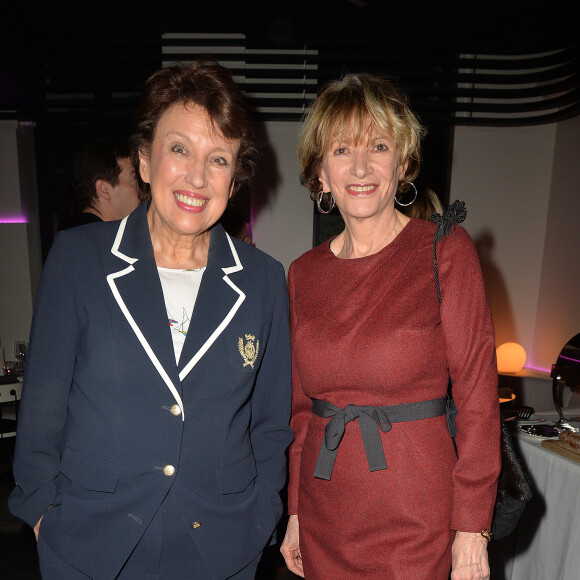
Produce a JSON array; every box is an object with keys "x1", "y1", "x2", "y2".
[
  {"x1": 318, "y1": 127, "x2": 407, "y2": 225},
  {"x1": 139, "y1": 102, "x2": 239, "y2": 241}
]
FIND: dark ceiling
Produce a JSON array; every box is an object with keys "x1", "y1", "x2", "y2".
[
  {"x1": 2, "y1": 0, "x2": 579, "y2": 123},
  {"x1": 4, "y1": 0, "x2": 578, "y2": 50}
]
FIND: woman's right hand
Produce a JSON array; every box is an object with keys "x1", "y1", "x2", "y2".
[{"x1": 280, "y1": 514, "x2": 304, "y2": 577}]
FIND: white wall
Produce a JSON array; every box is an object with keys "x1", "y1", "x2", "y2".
[
  {"x1": 250, "y1": 121, "x2": 313, "y2": 273},
  {"x1": 0, "y1": 121, "x2": 41, "y2": 361},
  {"x1": 532, "y1": 115, "x2": 580, "y2": 369},
  {"x1": 449, "y1": 118, "x2": 580, "y2": 371},
  {"x1": 0, "y1": 224, "x2": 37, "y2": 360},
  {"x1": 0, "y1": 121, "x2": 22, "y2": 218},
  {"x1": 251, "y1": 117, "x2": 580, "y2": 372}
]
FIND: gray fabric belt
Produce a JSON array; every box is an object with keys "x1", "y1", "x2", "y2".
[{"x1": 311, "y1": 397, "x2": 447, "y2": 480}]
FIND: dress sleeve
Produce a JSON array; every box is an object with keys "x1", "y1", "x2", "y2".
[
  {"x1": 286, "y1": 263, "x2": 313, "y2": 515},
  {"x1": 437, "y1": 225, "x2": 501, "y2": 532},
  {"x1": 8, "y1": 231, "x2": 80, "y2": 528}
]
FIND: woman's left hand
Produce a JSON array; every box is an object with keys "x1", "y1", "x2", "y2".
[
  {"x1": 450, "y1": 531, "x2": 490, "y2": 580},
  {"x1": 280, "y1": 515, "x2": 304, "y2": 577}
]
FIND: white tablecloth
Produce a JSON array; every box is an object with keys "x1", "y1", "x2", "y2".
[{"x1": 490, "y1": 425, "x2": 580, "y2": 580}]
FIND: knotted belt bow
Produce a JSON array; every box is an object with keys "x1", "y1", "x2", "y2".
[{"x1": 311, "y1": 397, "x2": 447, "y2": 480}]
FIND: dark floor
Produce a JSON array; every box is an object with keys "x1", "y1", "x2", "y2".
[
  {"x1": 0, "y1": 439, "x2": 297, "y2": 580},
  {"x1": 1, "y1": 439, "x2": 42, "y2": 580}
]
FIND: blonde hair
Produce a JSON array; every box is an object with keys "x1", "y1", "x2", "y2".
[
  {"x1": 297, "y1": 73, "x2": 426, "y2": 200},
  {"x1": 401, "y1": 187, "x2": 444, "y2": 220}
]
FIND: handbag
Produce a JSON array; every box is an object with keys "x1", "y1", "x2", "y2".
[{"x1": 431, "y1": 201, "x2": 533, "y2": 541}]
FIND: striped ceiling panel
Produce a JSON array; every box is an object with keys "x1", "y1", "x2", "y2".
[
  {"x1": 161, "y1": 33, "x2": 318, "y2": 121},
  {"x1": 1, "y1": 33, "x2": 577, "y2": 127}
]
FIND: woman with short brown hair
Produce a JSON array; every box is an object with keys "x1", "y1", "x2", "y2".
[{"x1": 10, "y1": 60, "x2": 292, "y2": 579}]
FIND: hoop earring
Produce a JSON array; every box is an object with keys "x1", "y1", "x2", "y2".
[
  {"x1": 317, "y1": 191, "x2": 336, "y2": 214},
  {"x1": 395, "y1": 182, "x2": 418, "y2": 207}
]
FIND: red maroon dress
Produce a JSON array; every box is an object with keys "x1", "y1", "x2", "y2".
[{"x1": 287, "y1": 218, "x2": 500, "y2": 579}]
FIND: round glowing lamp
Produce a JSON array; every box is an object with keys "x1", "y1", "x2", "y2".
[{"x1": 496, "y1": 342, "x2": 527, "y2": 374}]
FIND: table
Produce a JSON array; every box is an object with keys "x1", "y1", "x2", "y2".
[
  {"x1": 0, "y1": 380, "x2": 21, "y2": 437},
  {"x1": 489, "y1": 422, "x2": 580, "y2": 580}
]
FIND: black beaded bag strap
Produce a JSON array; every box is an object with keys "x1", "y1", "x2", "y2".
[{"x1": 429, "y1": 200, "x2": 467, "y2": 438}]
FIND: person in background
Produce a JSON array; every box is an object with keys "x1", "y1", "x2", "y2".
[
  {"x1": 10, "y1": 60, "x2": 292, "y2": 579},
  {"x1": 281, "y1": 73, "x2": 500, "y2": 580},
  {"x1": 57, "y1": 137, "x2": 142, "y2": 230}
]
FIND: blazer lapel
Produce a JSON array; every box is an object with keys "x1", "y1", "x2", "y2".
[
  {"x1": 105, "y1": 205, "x2": 184, "y2": 416},
  {"x1": 178, "y1": 224, "x2": 245, "y2": 382}
]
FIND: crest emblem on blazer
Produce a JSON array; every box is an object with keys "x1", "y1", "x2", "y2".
[{"x1": 239, "y1": 334, "x2": 259, "y2": 369}]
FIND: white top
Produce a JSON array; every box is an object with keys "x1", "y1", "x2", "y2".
[{"x1": 157, "y1": 266, "x2": 205, "y2": 364}]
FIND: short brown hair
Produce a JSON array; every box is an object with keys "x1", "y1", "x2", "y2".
[
  {"x1": 131, "y1": 60, "x2": 257, "y2": 200},
  {"x1": 297, "y1": 73, "x2": 425, "y2": 200}
]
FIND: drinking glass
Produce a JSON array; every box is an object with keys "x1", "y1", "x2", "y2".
[{"x1": 14, "y1": 340, "x2": 28, "y2": 376}]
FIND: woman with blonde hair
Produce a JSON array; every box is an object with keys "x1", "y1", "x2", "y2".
[{"x1": 281, "y1": 73, "x2": 500, "y2": 579}]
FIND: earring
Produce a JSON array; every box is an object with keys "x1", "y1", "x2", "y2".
[
  {"x1": 395, "y1": 182, "x2": 418, "y2": 207},
  {"x1": 317, "y1": 191, "x2": 336, "y2": 214}
]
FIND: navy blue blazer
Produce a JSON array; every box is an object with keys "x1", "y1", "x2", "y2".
[{"x1": 9, "y1": 203, "x2": 292, "y2": 579}]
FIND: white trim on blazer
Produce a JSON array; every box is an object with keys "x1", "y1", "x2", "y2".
[{"x1": 106, "y1": 218, "x2": 247, "y2": 420}]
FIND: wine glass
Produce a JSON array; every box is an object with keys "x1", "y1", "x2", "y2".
[{"x1": 14, "y1": 340, "x2": 28, "y2": 376}]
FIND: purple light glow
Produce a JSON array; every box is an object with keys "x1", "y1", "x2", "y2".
[
  {"x1": 559, "y1": 354, "x2": 580, "y2": 364},
  {"x1": 524, "y1": 364, "x2": 552, "y2": 373},
  {"x1": 0, "y1": 216, "x2": 27, "y2": 223}
]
